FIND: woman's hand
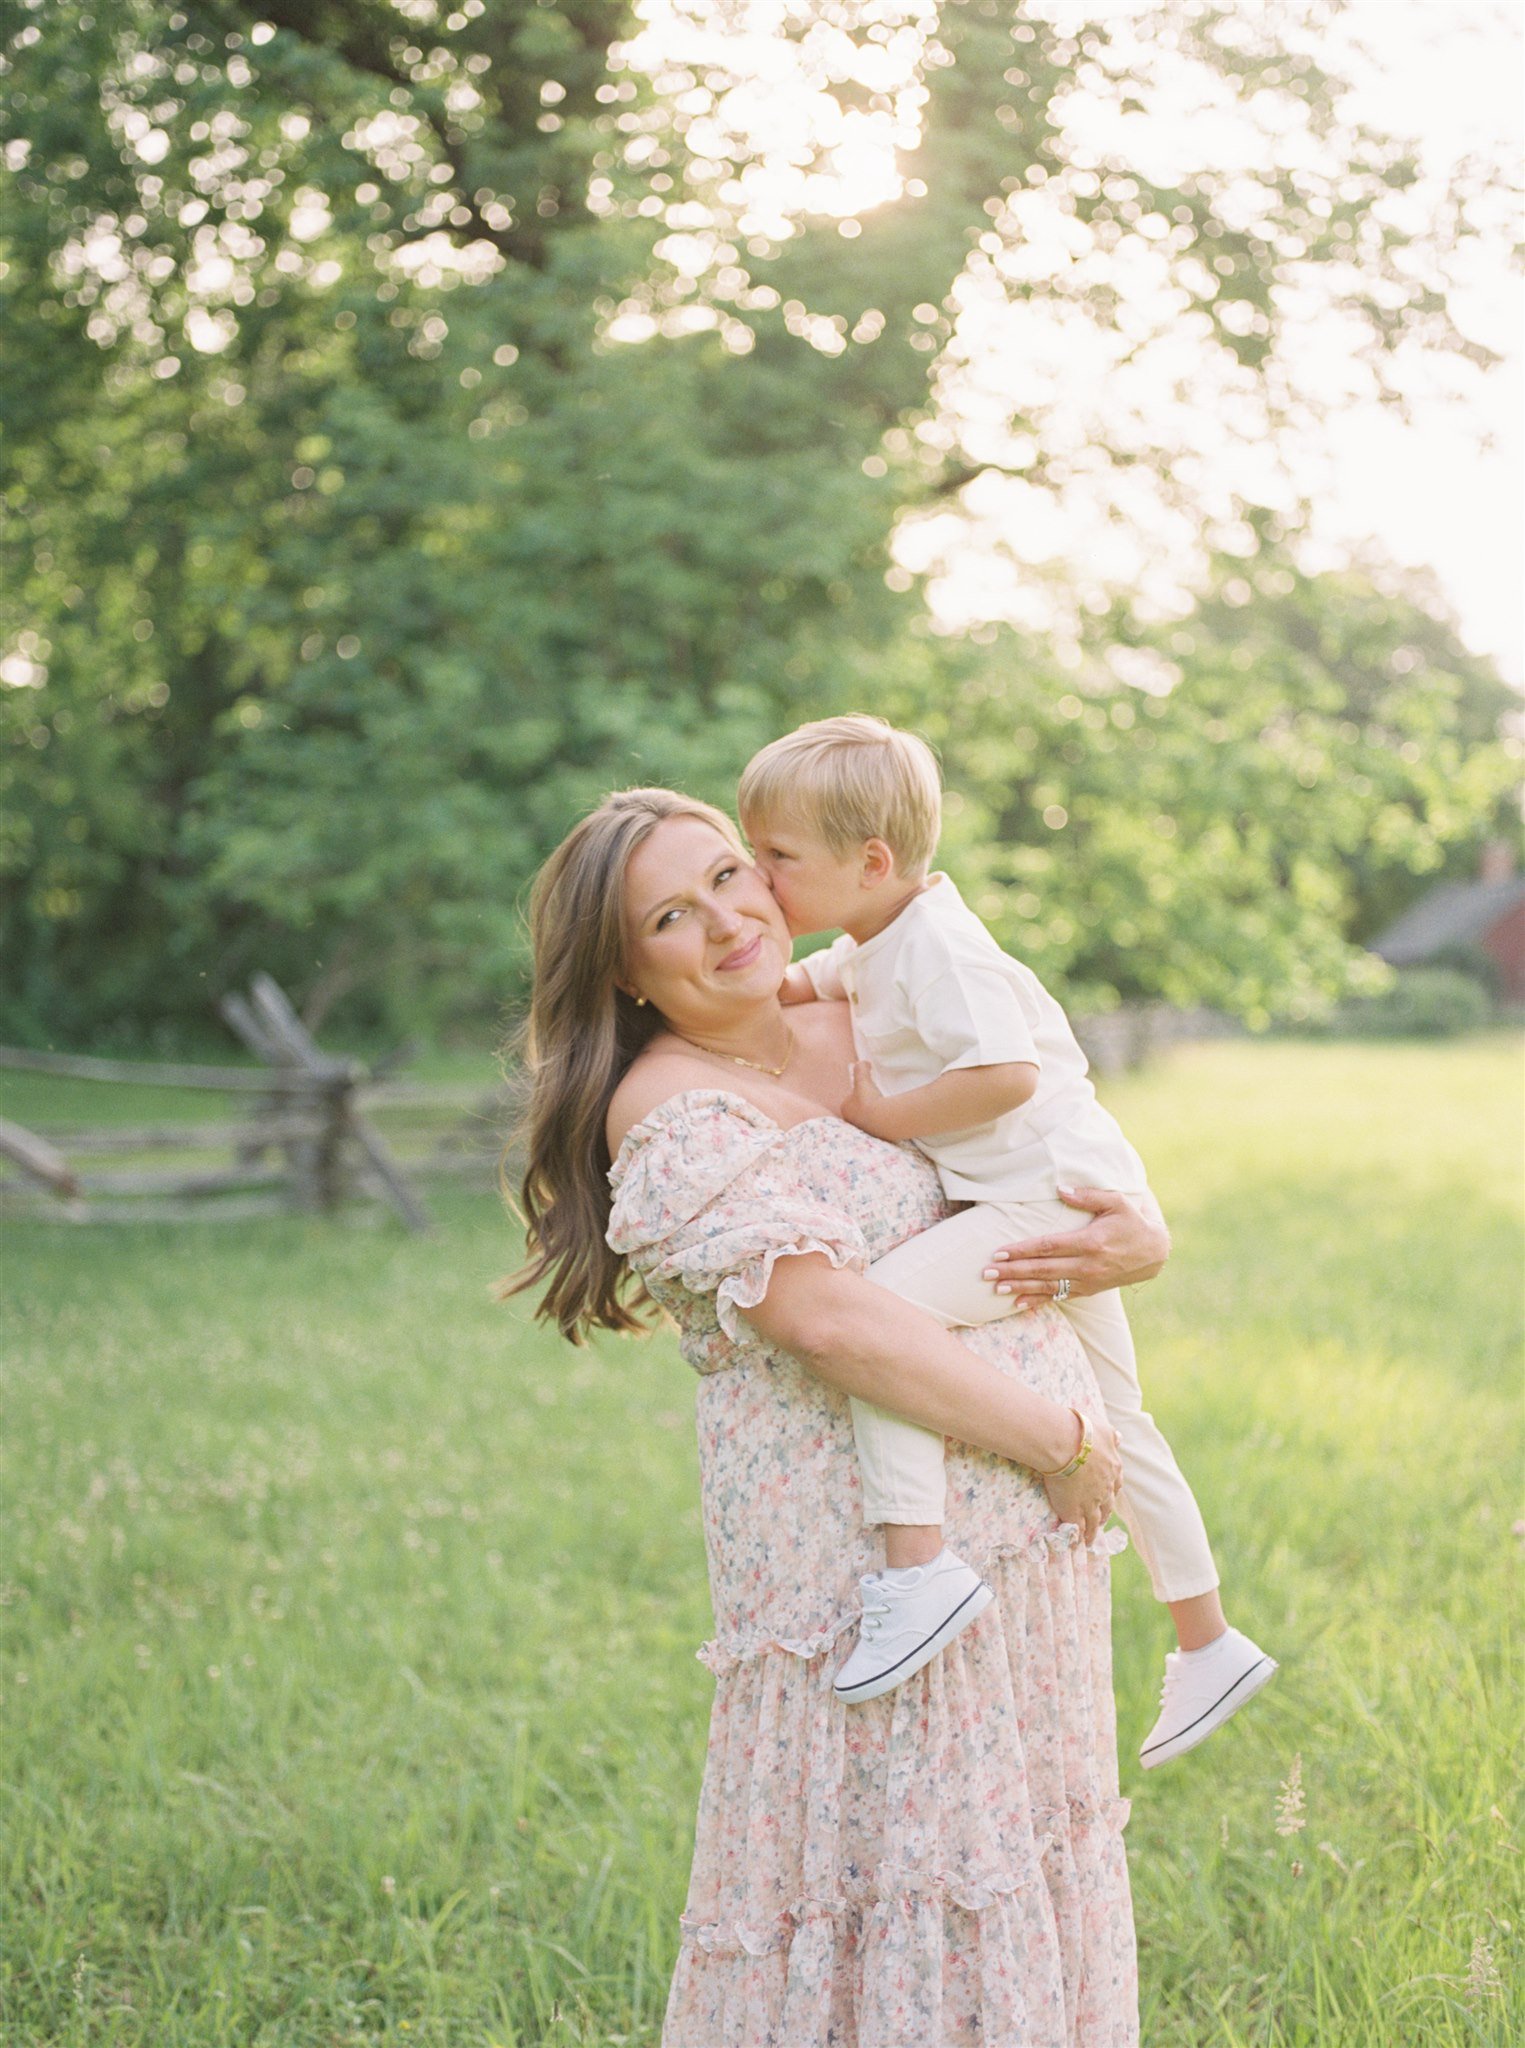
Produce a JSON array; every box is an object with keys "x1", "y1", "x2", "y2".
[
  {"x1": 1041, "y1": 1414, "x2": 1123, "y2": 1544},
  {"x1": 986, "y1": 1187, "x2": 1170, "y2": 1308}
]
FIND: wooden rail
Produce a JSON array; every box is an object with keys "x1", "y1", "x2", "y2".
[
  {"x1": 0, "y1": 1045, "x2": 339, "y2": 1090},
  {"x1": 0, "y1": 976, "x2": 511, "y2": 1231}
]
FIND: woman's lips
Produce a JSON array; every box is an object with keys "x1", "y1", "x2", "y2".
[{"x1": 717, "y1": 932, "x2": 764, "y2": 972}]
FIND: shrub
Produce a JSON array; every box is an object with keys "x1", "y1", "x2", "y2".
[
  {"x1": 1337, "y1": 967, "x2": 1494, "y2": 1038},
  {"x1": 1423, "y1": 942, "x2": 1505, "y2": 999}
]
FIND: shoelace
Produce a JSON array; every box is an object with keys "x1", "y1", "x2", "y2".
[{"x1": 860, "y1": 1601, "x2": 891, "y2": 1637}]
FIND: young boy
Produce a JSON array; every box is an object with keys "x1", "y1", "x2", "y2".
[{"x1": 737, "y1": 714, "x2": 1276, "y2": 1765}]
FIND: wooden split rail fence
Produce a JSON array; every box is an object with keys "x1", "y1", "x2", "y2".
[{"x1": 0, "y1": 975, "x2": 513, "y2": 1232}]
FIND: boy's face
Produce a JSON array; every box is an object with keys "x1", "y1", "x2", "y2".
[{"x1": 744, "y1": 816, "x2": 867, "y2": 938}]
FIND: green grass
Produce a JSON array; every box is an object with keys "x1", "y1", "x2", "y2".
[{"x1": 2, "y1": 1037, "x2": 1520, "y2": 2046}]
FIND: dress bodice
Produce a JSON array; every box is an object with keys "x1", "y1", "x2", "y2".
[{"x1": 608, "y1": 1088, "x2": 949, "y2": 1376}]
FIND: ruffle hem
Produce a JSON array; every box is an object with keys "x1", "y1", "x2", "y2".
[{"x1": 663, "y1": 1530, "x2": 1138, "y2": 2048}]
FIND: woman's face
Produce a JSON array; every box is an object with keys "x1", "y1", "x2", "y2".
[{"x1": 620, "y1": 815, "x2": 792, "y2": 1030}]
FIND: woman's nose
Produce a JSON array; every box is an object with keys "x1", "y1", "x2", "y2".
[{"x1": 704, "y1": 899, "x2": 744, "y2": 939}]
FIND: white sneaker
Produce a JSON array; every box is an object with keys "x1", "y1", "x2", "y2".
[
  {"x1": 1139, "y1": 1627, "x2": 1278, "y2": 1768},
  {"x1": 833, "y1": 1549, "x2": 994, "y2": 1705}
]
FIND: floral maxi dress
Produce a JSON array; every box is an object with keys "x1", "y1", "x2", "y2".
[{"x1": 607, "y1": 1091, "x2": 1138, "y2": 2048}]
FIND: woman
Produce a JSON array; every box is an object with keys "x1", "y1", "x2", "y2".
[{"x1": 507, "y1": 789, "x2": 1169, "y2": 2047}]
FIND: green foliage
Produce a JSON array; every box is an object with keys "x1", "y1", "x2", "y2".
[
  {"x1": 1419, "y1": 942, "x2": 1507, "y2": 1000},
  {"x1": 0, "y1": 0, "x2": 912, "y2": 1039},
  {"x1": 0, "y1": 1, "x2": 1517, "y2": 1044},
  {"x1": 916, "y1": 556, "x2": 1522, "y2": 1026},
  {"x1": 1, "y1": 1039, "x2": 1521, "y2": 2043},
  {"x1": 1331, "y1": 966, "x2": 1496, "y2": 1039}
]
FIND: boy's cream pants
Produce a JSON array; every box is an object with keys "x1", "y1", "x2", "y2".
[{"x1": 854, "y1": 1195, "x2": 1220, "y2": 1604}]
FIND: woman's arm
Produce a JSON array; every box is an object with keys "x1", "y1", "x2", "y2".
[
  {"x1": 985, "y1": 1186, "x2": 1171, "y2": 1307},
  {"x1": 740, "y1": 1254, "x2": 1122, "y2": 1538}
]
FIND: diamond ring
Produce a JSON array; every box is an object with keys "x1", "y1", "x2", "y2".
[{"x1": 1054, "y1": 1278, "x2": 1071, "y2": 1304}]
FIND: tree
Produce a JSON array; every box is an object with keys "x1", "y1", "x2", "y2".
[
  {"x1": 1, "y1": 0, "x2": 1514, "y2": 1041},
  {"x1": 893, "y1": 553, "x2": 1519, "y2": 1026}
]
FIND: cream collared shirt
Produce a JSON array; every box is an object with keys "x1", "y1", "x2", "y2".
[{"x1": 801, "y1": 874, "x2": 1148, "y2": 1202}]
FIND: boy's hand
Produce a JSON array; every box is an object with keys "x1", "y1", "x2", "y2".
[{"x1": 841, "y1": 1060, "x2": 889, "y2": 1135}]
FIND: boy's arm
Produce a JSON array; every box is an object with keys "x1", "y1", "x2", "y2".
[
  {"x1": 843, "y1": 1059, "x2": 1038, "y2": 1141},
  {"x1": 844, "y1": 951, "x2": 1042, "y2": 1140},
  {"x1": 792, "y1": 933, "x2": 852, "y2": 1004}
]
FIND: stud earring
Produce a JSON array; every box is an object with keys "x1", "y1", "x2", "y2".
[{"x1": 634, "y1": 993, "x2": 648, "y2": 1007}]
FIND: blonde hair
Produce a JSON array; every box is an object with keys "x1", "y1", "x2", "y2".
[
  {"x1": 497, "y1": 787, "x2": 744, "y2": 1342},
  {"x1": 737, "y1": 714, "x2": 942, "y2": 874}
]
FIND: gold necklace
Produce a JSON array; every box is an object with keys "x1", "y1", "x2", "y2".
[{"x1": 678, "y1": 1022, "x2": 795, "y2": 1078}]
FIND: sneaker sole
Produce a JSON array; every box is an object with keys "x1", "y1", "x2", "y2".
[
  {"x1": 833, "y1": 1580, "x2": 996, "y2": 1704},
  {"x1": 1139, "y1": 1655, "x2": 1279, "y2": 1769}
]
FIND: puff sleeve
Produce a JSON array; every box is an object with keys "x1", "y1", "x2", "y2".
[{"x1": 606, "y1": 1091, "x2": 869, "y2": 1358}]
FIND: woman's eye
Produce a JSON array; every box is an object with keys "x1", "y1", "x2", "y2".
[
  {"x1": 715, "y1": 866, "x2": 736, "y2": 884},
  {"x1": 657, "y1": 906, "x2": 684, "y2": 930}
]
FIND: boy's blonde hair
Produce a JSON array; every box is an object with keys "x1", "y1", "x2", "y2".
[{"x1": 738, "y1": 714, "x2": 942, "y2": 874}]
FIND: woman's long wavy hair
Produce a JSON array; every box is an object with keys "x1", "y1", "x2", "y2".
[{"x1": 498, "y1": 787, "x2": 745, "y2": 1342}]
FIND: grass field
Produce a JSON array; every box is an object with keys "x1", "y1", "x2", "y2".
[{"x1": 2, "y1": 1038, "x2": 1520, "y2": 2046}]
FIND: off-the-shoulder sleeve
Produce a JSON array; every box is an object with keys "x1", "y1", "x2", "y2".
[{"x1": 607, "y1": 1090, "x2": 868, "y2": 1343}]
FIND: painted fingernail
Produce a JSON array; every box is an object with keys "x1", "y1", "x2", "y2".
[
  {"x1": 982, "y1": 1268, "x2": 999, "y2": 1280},
  {"x1": 996, "y1": 1283, "x2": 1012, "y2": 1294}
]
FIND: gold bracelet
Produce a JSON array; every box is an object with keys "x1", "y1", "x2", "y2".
[{"x1": 1034, "y1": 1407, "x2": 1092, "y2": 1481}]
